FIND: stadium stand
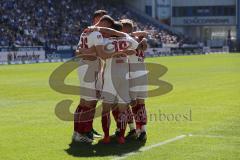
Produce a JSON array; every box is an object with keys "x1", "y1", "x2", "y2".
[{"x1": 0, "y1": 0, "x2": 187, "y2": 48}]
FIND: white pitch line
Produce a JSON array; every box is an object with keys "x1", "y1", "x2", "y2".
[
  {"x1": 112, "y1": 135, "x2": 186, "y2": 160},
  {"x1": 188, "y1": 133, "x2": 225, "y2": 138}
]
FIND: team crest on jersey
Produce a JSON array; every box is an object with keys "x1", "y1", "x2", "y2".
[{"x1": 97, "y1": 35, "x2": 102, "y2": 39}]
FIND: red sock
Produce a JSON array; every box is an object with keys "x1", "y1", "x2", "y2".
[
  {"x1": 74, "y1": 105, "x2": 95, "y2": 133},
  {"x1": 117, "y1": 109, "x2": 128, "y2": 137},
  {"x1": 112, "y1": 108, "x2": 119, "y2": 122},
  {"x1": 82, "y1": 106, "x2": 96, "y2": 133},
  {"x1": 102, "y1": 110, "x2": 111, "y2": 137},
  {"x1": 132, "y1": 104, "x2": 147, "y2": 130},
  {"x1": 74, "y1": 105, "x2": 85, "y2": 133},
  {"x1": 127, "y1": 107, "x2": 134, "y2": 124}
]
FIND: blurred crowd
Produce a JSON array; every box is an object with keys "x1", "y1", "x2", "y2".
[{"x1": 0, "y1": 0, "x2": 185, "y2": 48}]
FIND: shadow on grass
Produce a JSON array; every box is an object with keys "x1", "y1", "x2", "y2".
[{"x1": 65, "y1": 136, "x2": 146, "y2": 157}]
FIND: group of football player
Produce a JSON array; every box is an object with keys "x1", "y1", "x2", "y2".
[{"x1": 73, "y1": 10, "x2": 148, "y2": 144}]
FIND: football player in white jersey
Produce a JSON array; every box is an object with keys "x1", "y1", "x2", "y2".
[
  {"x1": 89, "y1": 21, "x2": 148, "y2": 143},
  {"x1": 99, "y1": 25, "x2": 139, "y2": 144},
  {"x1": 73, "y1": 10, "x2": 114, "y2": 143},
  {"x1": 118, "y1": 19, "x2": 149, "y2": 141}
]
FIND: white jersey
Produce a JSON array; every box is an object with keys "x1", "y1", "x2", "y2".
[
  {"x1": 104, "y1": 34, "x2": 139, "y2": 68},
  {"x1": 78, "y1": 29, "x2": 103, "y2": 50},
  {"x1": 128, "y1": 40, "x2": 148, "y2": 100},
  {"x1": 128, "y1": 50, "x2": 145, "y2": 64},
  {"x1": 77, "y1": 29, "x2": 104, "y2": 101},
  {"x1": 101, "y1": 34, "x2": 139, "y2": 104}
]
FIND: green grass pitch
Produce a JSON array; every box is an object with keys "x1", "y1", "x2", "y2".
[{"x1": 0, "y1": 54, "x2": 240, "y2": 160}]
